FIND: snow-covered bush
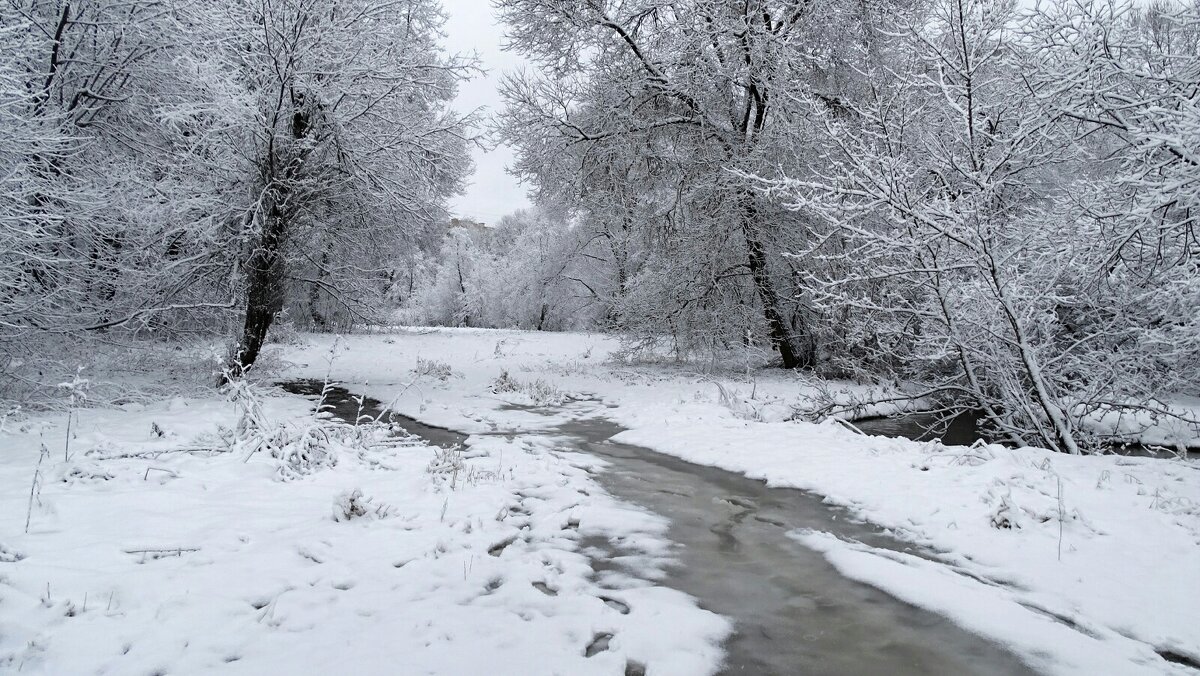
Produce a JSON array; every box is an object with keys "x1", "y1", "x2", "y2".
[
  {"x1": 712, "y1": 381, "x2": 775, "y2": 423},
  {"x1": 489, "y1": 371, "x2": 566, "y2": 406},
  {"x1": 425, "y1": 444, "x2": 501, "y2": 489},
  {"x1": 426, "y1": 446, "x2": 465, "y2": 484},
  {"x1": 223, "y1": 375, "x2": 409, "y2": 479},
  {"x1": 412, "y1": 358, "x2": 457, "y2": 382},
  {"x1": 265, "y1": 314, "x2": 308, "y2": 347},
  {"x1": 522, "y1": 379, "x2": 566, "y2": 406},
  {"x1": 333, "y1": 488, "x2": 393, "y2": 522},
  {"x1": 490, "y1": 370, "x2": 521, "y2": 395}
]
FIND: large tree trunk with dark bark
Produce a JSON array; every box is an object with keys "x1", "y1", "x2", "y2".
[
  {"x1": 226, "y1": 100, "x2": 311, "y2": 380},
  {"x1": 228, "y1": 204, "x2": 287, "y2": 378},
  {"x1": 740, "y1": 192, "x2": 814, "y2": 370}
]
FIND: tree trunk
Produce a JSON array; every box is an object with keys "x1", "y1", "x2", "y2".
[
  {"x1": 225, "y1": 94, "x2": 312, "y2": 381},
  {"x1": 602, "y1": 227, "x2": 629, "y2": 328},
  {"x1": 309, "y1": 248, "x2": 330, "y2": 329},
  {"x1": 740, "y1": 193, "x2": 814, "y2": 369},
  {"x1": 228, "y1": 205, "x2": 287, "y2": 378}
]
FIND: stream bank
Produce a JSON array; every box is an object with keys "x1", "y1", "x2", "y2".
[{"x1": 281, "y1": 380, "x2": 1038, "y2": 675}]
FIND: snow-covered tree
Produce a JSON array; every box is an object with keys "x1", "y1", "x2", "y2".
[
  {"x1": 409, "y1": 208, "x2": 604, "y2": 330},
  {"x1": 496, "y1": 0, "x2": 889, "y2": 367},
  {"x1": 211, "y1": 0, "x2": 473, "y2": 374},
  {"x1": 0, "y1": 1, "x2": 240, "y2": 397},
  {"x1": 756, "y1": 0, "x2": 1200, "y2": 452},
  {"x1": 0, "y1": 0, "x2": 473, "y2": 395}
]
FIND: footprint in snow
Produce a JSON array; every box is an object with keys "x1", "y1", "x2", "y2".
[
  {"x1": 584, "y1": 632, "x2": 614, "y2": 657},
  {"x1": 599, "y1": 596, "x2": 630, "y2": 614}
]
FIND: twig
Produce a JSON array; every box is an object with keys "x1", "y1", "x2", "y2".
[
  {"x1": 143, "y1": 467, "x2": 178, "y2": 481},
  {"x1": 124, "y1": 547, "x2": 199, "y2": 564},
  {"x1": 63, "y1": 410, "x2": 73, "y2": 462},
  {"x1": 1057, "y1": 476, "x2": 1064, "y2": 562},
  {"x1": 25, "y1": 442, "x2": 49, "y2": 533}
]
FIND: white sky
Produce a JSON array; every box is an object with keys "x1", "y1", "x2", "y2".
[{"x1": 442, "y1": 0, "x2": 531, "y2": 224}]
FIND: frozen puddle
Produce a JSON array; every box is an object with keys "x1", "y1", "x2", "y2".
[{"x1": 282, "y1": 382, "x2": 1036, "y2": 675}]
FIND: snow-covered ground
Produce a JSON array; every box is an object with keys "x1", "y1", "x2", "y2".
[
  {"x1": 275, "y1": 328, "x2": 1199, "y2": 675},
  {"x1": 0, "y1": 353, "x2": 726, "y2": 674},
  {"x1": 2, "y1": 326, "x2": 1197, "y2": 675}
]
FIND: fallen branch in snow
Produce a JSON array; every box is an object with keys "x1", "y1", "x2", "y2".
[
  {"x1": 123, "y1": 547, "x2": 199, "y2": 563},
  {"x1": 835, "y1": 418, "x2": 866, "y2": 436},
  {"x1": 87, "y1": 446, "x2": 227, "y2": 460}
]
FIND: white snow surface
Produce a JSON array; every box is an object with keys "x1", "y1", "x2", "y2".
[
  {"x1": 2, "y1": 326, "x2": 1197, "y2": 675},
  {"x1": 0, "y1": 352, "x2": 728, "y2": 674},
  {"x1": 274, "y1": 328, "x2": 1199, "y2": 675}
]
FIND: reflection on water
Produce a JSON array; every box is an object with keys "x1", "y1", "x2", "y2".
[{"x1": 853, "y1": 411, "x2": 982, "y2": 446}]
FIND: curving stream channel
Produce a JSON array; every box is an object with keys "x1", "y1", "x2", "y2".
[{"x1": 281, "y1": 380, "x2": 1038, "y2": 676}]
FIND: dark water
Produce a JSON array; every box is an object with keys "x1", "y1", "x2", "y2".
[
  {"x1": 853, "y1": 411, "x2": 983, "y2": 446},
  {"x1": 556, "y1": 417, "x2": 1036, "y2": 676},
  {"x1": 852, "y1": 410, "x2": 1197, "y2": 459},
  {"x1": 278, "y1": 380, "x2": 1038, "y2": 675},
  {"x1": 278, "y1": 379, "x2": 468, "y2": 448}
]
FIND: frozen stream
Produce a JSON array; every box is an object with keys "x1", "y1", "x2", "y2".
[{"x1": 281, "y1": 380, "x2": 1038, "y2": 675}]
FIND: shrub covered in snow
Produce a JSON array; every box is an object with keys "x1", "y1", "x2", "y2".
[
  {"x1": 489, "y1": 370, "x2": 566, "y2": 406},
  {"x1": 223, "y1": 376, "x2": 410, "y2": 480},
  {"x1": 333, "y1": 488, "x2": 393, "y2": 522},
  {"x1": 412, "y1": 358, "x2": 457, "y2": 382}
]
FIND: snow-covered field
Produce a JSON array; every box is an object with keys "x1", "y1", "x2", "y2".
[
  {"x1": 2, "y1": 326, "x2": 1198, "y2": 674},
  {"x1": 0, "y1": 348, "x2": 726, "y2": 674}
]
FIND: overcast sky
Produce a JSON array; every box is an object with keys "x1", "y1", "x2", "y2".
[{"x1": 442, "y1": 0, "x2": 531, "y2": 224}]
